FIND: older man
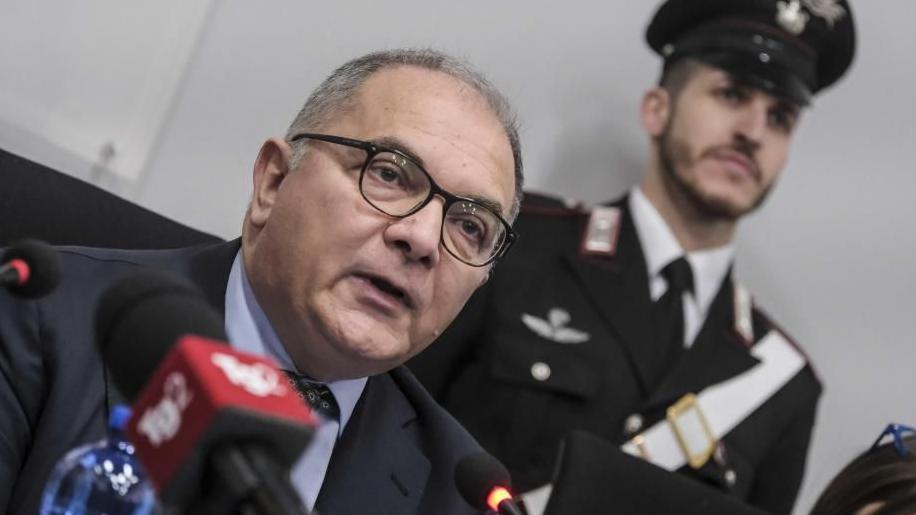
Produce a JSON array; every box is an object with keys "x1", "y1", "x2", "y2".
[
  {"x1": 410, "y1": 1, "x2": 855, "y2": 514},
  {"x1": 0, "y1": 48, "x2": 522, "y2": 515}
]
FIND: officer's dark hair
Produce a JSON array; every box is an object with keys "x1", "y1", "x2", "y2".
[
  {"x1": 657, "y1": 58, "x2": 705, "y2": 101},
  {"x1": 809, "y1": 435, "x2": 916, "y2": 515}
]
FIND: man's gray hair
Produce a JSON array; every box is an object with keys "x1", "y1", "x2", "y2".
[{"x1": 285, "y1": 48, "x2": 523, "y2": 220}]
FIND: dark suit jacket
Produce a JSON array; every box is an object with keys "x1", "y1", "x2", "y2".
[
  {"x1": 409, "y1": 193, "x2": 821, "y2": 515},
  {"x1": 0, "y1": 241, "x2": 484, "y2": 515}
]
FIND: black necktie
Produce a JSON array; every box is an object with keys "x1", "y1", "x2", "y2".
[
  {"x1": 651, "y1": 257, "x2": 694, "y2": 383},
  {"x1": 282, "y1": 370, "x2": 340, "y2": 420}
]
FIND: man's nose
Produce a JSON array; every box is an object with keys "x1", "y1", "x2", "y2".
[
  {"x1": 383, "y1": 199, "x2": 444, "y2": 267},
  {"x1": 733, "y1": 99, "x2": 769, "y2": 145}
]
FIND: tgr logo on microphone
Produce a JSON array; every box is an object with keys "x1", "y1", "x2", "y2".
[
  {"x1": 210, "y1": 352, "x2": 286, "y2": 398},
  {"x1": 136, "y1": 372, "x2": 193, "y2": 447}
]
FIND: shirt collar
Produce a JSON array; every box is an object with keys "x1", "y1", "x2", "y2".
[
  {"x1": 224, "y1": 251, "x2": 366, "y2": 434},
  {"x1": 629, "y1": 187, "x2": 735, "y2": 315}
]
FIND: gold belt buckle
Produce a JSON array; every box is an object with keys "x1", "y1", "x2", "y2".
[{"x1": 667, "y1": 393, "x2": 717, "y2": 469}]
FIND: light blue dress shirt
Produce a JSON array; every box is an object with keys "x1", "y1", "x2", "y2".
[{"x1": 224, "y1": 251, "x2": 367, "y2": 511}]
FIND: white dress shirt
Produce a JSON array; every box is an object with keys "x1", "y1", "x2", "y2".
[
  {"x1": 629, "y1": 188, "x2": 735, "y2": 347},
  {"x1": 224, "y1": 251, "x2": 367, "y2": 511}
]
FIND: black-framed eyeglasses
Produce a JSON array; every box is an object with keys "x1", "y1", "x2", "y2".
[
  {"x1": 289, "y1": 133, "x2": 517, "y2": 267},
  {"x1": 871, "y1": 423, "x2": 916, "y2": 457}
]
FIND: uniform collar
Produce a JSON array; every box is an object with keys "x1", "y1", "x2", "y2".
[
  {"x1": 628, "y1": 187, "x2": 735, "y2": 318},
  {"x1": 224, "y1": 251, "x2": 366, "y2": 434}
]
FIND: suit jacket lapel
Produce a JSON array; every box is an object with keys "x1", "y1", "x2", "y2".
[
  {"x1": 563, "y1": 197, "x2": 658, "y2": 393},
  {"x1": 316, "y1": 373, "x2": 430, "y2": 515},
  {"x1": 182, "y1": 239, "x2": 240, "y2": 316},
  {"x1": 643, "y1": 276, "x2": 760, "y2": 412}
]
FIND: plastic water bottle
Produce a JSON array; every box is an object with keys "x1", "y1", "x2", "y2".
[{"x1": 40, "y1": 405, "x2": 158, "y2": 515}]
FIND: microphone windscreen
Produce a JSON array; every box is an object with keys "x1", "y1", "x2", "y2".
[
  {"x1": 455, "y1": 452, "x2": 512, "y2": 510},
  {"x1": 2, "y1": 239, "x2": 60, "y2": 298},
  {"x1": 95, "y1": 270, "x2": 226, "y2": 400}
]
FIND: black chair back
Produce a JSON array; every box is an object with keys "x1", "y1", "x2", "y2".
[
  {"x1": 544, "y1": 431, "x2": 770, "y2": 515},
  {"x1": 0, "y1": 148, "x2": 220, "y2": 248}
]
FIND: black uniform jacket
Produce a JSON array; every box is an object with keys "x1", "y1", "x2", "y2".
[
  {"x1": 0, "y1": 241, "x2": 484, "y2": 515},
  {"x1": 410, "y1": 193, "x2": 821, "y2": 515}
]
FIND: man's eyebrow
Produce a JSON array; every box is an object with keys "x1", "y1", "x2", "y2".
[
  {"x1": 728, "y1": 76, "x2": 802, "y2": 115},
  {"x1": 372, "y1": 136, "x2": 428, "y2": 170},
  {"x1": 371, "y1": 136, "x2": 509, "y2": 217},
  {"x1": 774, "y1": 99, "x2": 801, "y2": 117},
  {"x1": 459, "y1": 193, "x2": 508, "y2": 218}
]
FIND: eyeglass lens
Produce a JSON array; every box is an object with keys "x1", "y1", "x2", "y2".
[{"x1": 360, "y1": 150, "x2": 506, "y2": 265}]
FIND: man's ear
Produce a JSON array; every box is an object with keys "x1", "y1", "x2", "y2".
[
  {"x1": 641, "y1": 87, "x2": 671, "y2": 138},
  {"x1": 249, "y1": 137, "x2": 293, "y2": 228}
]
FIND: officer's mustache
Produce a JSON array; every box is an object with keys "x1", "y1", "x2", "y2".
[{"x1": 699, "y1": 139, "x2": 761, "y2": 182}]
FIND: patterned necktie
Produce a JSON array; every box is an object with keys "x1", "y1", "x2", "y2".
[
  {"x1": 282, "y1": 370, "x2": 340, "y2": 420},
  {"x1": 651, "y1": 256, "x2": 695, "y2": 384}
]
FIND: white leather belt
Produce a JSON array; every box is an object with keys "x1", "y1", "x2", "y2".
[
  {"x1": 520, "y1": 330, "x2": 805, "y2": 515},
  {"x1": 620, "y1": 330, "x2": 805, "y2": 470}
]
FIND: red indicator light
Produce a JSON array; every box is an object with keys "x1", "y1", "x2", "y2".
[{"x1": 487, "y1": 486, "x2": 512, "y2": 511}]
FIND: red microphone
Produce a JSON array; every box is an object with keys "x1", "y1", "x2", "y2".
[
  {"x1": 95, "y1": 271, "x2": 314, "y2": 515},
  {"x1": 455, "y1": 452, "x2": 525, "y2": 515},
  {"x1": 127, "y1": 335, "x2": 315, "y2": 505}
]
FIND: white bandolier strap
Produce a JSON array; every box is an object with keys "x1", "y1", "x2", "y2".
[
  {"x1": 620, "y1": 330, "x2": 805, "y2": 470},
  {"x1": 520, "y1": 330, "x2": 805, "y2": 515}
]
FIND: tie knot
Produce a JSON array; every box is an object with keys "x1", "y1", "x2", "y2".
[
  {"x1": 282, "y1": 370, "x2": 340, "y2": 420},
  {"x1": 661, "y1": 256, "x2": 694, "y2": 295}
]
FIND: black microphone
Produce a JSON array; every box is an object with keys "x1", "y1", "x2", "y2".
[
  {"x1": 96, "y1": 270, "x2": 314, "y2": 515},
  {"x1": 0, "y1": 239, "x2": 60, "y2": 298},
  {"x1": 95, "y1": 270, "x2": 226, "y2": 399},
  {"x1": 455, "y1": 452, "x2": 525, "y2": 515}
]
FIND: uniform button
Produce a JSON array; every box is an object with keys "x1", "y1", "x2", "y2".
[
  {"x1": 713, "y1": 443, "x2": 728, "y2": 467},
  {"x1": 724, "y1": 469, "x2": 737, "y2": 487},
  {"x1": 624, "y1": 414, "x2": 644, "y2": 435},
  {"x1": 530, "y1": 362, "x2": 551, "y2": 381}
]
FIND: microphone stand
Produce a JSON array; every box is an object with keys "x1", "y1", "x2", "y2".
[
  {"x1": 498, "y1": 499, "x2": 526, "y2": 515},
  {"x1": 194, "y1": 443, "x2": 311, "y2": 515}
]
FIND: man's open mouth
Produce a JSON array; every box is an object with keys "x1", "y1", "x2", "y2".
[{"x1": 356, "y1": 273, "x2": 413, "y2": 308}]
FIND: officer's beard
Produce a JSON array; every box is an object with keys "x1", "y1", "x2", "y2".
[{"x1": 657, "y1": 122, "x2": 773, "y2": 222}]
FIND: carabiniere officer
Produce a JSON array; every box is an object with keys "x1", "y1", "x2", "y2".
[{"x1": 409, "y1": 1, "x2": 856, "y2": 513}]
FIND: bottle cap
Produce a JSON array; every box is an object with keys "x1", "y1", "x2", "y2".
[{"x1": 109, "y1": 404, "x2": 132, "y2": 430}]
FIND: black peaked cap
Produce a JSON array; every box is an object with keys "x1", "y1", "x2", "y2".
[{"x1": 646, "y1": 0, "x2": 856, "y2": 105}]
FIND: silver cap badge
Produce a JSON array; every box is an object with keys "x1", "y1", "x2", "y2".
[
  {"x1": 777, "y1": 0, "x2": 810, "y2": 35},
  {"x1": 803, "y1": 0, "x2": 847, "y2": 28}
]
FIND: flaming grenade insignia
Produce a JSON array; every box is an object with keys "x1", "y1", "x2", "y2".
[{"x1": 777, "y1": 0, "x2": 810, "y2": 35}]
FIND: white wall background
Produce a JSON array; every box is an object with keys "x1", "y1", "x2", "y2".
[
  {"x1": 2, "y1": 2, "x2": 913, "y2": 513},
  {"x1": 0, "y1": 0, "x2": 214, "y2": 190}
]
